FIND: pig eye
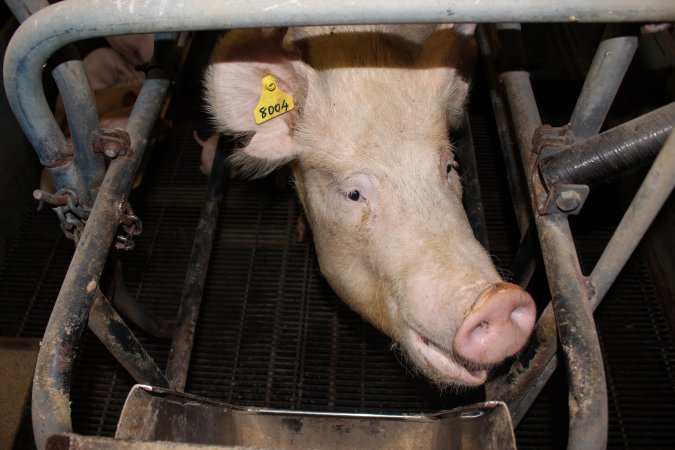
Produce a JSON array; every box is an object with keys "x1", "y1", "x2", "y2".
[
  {"x1": 339, "y1": 173, "x2": 374, "y2": 206},
  {"x1": 446, "y1": 161, "x2": 458, "y2": 179},
  {"x1": 347, "y1": 190, "x2": 361, "y2": 201}
]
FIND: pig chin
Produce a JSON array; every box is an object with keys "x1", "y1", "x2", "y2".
[{"x1": 403, "y1": 327, "x2": 489, "y2": 387}]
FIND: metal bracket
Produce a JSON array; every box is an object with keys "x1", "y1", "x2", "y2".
[
  {"x1": 92, "y1": 128, "x2": 132, "y2": 159},
  {"x1": 115, "y1": 200, "x2": 143, "y2": 250},
  {"x1": 532, "y1": 123, "x2": 575, "y2": 156},
  {"x1": 33, "y1": 188, "x2": 91, "y2": 242},
  {"x1": 532, "y1": 124, "x2": 589, "y2": 216}
]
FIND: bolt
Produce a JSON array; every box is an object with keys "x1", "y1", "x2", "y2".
[
  {"x1": 104, "y1": 148, "x2": 118, "y2": 158},
  {"x1": 556, "y1": 190, "x2": 581, "y2": 212}
]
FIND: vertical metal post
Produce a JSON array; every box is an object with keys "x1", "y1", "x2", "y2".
[
  {"x1": 501, "y1": 66, "x2": 608, "y2": 449},
  {"x1": 457, "y1": 113, "x2": 490, "y2": 249},
  {"x1": 165, "y1": 136, "x2": 229, "y2": 391},
  {"x1": 476, "y1": 25, "x2": 532, "y2": 236}
]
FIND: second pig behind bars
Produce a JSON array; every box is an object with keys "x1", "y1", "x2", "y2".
[{"x1": 204, "y1": 25, "x2": 536, "y2": 387}]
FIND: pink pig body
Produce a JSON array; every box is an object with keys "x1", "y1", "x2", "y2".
[{"x1": 205, "y1": 26, "x2": 536, "y2": 387}]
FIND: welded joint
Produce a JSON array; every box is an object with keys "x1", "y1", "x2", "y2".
[{"x1": 92, "y1": 128, "x2": 132, "y2": 159}]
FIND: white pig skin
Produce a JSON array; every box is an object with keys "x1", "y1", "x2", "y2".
[{"x1": 205, "y1": 26, "x2": 535, "y2": 387}]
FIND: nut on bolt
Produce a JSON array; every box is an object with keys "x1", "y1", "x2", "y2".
[
  {"x1": 556, "y1": 190, "x2": 581, "y2": 212},
  {"x1": 92, "y1": 128, "x2": 132, "y2": 158}
]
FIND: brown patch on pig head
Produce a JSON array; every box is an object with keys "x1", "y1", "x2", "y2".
[{"x1": 205, "y1": 26, "x2": 535, "y2": 387}]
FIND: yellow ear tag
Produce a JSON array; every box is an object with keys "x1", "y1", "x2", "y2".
[{"x1": 253, "y1": 75, "x2": 295, "y2": 125}]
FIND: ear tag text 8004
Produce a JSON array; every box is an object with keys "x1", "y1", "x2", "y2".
[{"x1": 254, "y1": 75, "x2": 295, "y2": 125}]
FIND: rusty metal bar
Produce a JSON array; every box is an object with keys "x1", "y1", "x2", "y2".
[
  {"x1": 486, "y1": 23, "x2": 608, "y2": 447},
  {"x1": 539, "y1": 102, "x2": 675, "y2": 189},
  {"x1": 165, "y1": 136, "x2": 229, "y2": 391},
  {"x1": 590, "y1": 129, "x2": 675, "y2": 308},
  {"x1": 31, "y1": 72, "x2": 169, "y2": 450},
  {"x1": 568, "y1": 26, "x2": 638, "y2": 139},
  {"x1": 88, "y1": 290, "x2": 169, "y2": 388}
]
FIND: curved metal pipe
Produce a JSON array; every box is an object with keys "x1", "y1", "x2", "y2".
[{"x1": 5, "y1": 0, "x2": 104, "y2": 203}]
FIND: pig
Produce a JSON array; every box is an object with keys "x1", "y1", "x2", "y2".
[
  {"x1": 105, "y1": 33, "x2": 155, "y2": 66},
  {"x1": 204, "y1": 26, "x2": 536, "y2": 387},
  {"x1": 193, "y1": 131, "x2": 220, "y2": 176},
  {"x1": 83, "y1": 48, "x2": 145, "y2": 92}
]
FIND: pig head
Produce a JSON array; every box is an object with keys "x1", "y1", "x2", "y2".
[{"x1": 204, "y1": 26, "x2": 536, "y2": 387}]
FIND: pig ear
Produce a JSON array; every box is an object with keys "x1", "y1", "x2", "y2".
[
  {"x1": 416, "y1": 25, "x2": 477, "y2": 128},
  {"x1": 204, "y1": 28, "x2": 310, "y2": 177}
]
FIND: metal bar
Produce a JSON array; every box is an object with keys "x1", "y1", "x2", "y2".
[
  {"x1": 539, "y1": 101, "x2": 675, "y2": 188},
  {"x1": 165, "y1": 136, "x2": 229, "y2": 391},
  {"x1": 50, "y1": 50, "x2": 105, "y2": 202},
  {"x1": 500, "y1": 59, "x2": 608, "y2": 450},
  {"x1": 568, "y1": 27, "x2": 638, "y2": 139},
  {"x1": 3, "y1": 2, "x2": 675, "y2": 196},
  {"x1": 112, "y1": 261, "x2": 174, "y2": 338},
  {"x1": 31, "y1": 73, "x2": 169, "y2": 450},
  {"x1": 590, "y1": 129, "x2": 675, "y2": 309},
  {"x1": 88, "y1": 290, "x2": 169, "y2": 388},
  {"x1": 479, "y1": 23, "x2": 552, "y2": 419},
  {"x1": 457, "y1": 113, "x2": 490, "y2": 249},
  {"x1": 5, "y1": 0, "x2": 104, "y2": 204},
  {"x1": 476, "y1": 25, "x2": 532, "y2": 236}
]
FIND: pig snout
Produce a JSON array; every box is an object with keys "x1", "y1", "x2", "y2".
[
  {"x1": 454, "y1": 283, "x2": 536, "y2": 367},
  {"x1": 407, "y1": 282, "x2": 535, "y2": 387}
]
